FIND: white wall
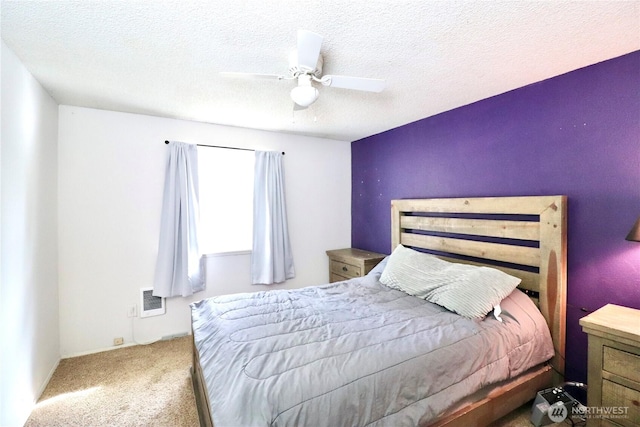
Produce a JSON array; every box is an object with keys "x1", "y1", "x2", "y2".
[
  {"x1": 58, "y1": 106, "x2": 351, "y2": 356},
  {"x1": 1, "y1": 41, "x2": 60, "y2": 427}
]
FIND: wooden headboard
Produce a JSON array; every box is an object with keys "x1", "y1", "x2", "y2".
[{"x1": 391, "y1": 196, "x2": 567, "y2": 378}]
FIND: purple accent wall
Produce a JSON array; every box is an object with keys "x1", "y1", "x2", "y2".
[{"x1": 351, "y1": 51, "x2": 640, "y2": 384}]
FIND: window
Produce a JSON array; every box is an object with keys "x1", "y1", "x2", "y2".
[{"x1": 197, "y1": 147, "x2": 254, "y2": 254}]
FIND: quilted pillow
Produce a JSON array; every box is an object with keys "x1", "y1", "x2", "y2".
[{"x1": 379, "y1": 245, "x2": 521, "y2": 319}]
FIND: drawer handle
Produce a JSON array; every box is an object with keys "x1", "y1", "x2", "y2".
[{"x1": 342, "y1": 266, "x2": 348, "y2": 272}]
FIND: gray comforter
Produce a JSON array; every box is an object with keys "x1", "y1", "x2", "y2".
[{"x1": 191, "y1": 270, "x2": 553, "y2": 426}]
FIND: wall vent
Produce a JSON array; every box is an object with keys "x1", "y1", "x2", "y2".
[{"x1": 140, "y1": 287, "x2": 165, "y2": 318}]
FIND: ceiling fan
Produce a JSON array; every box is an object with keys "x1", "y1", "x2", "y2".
[{"x1": 220, "y1": 30, "x2": 386, "y2": 109}]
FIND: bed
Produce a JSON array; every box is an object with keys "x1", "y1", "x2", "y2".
[{"x1": 190, "y1": 195, "x2": 567, "y2": 426}]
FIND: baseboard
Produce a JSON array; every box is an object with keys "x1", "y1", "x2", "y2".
[
  {"x1": 162, "y1": 332, "x2": 189, "y2": 341},
  {"x1": 37, "y1": 356, "x2": 61, "y2": 398},
  {"x1": 61, "y1": 333, "x2": 191, "y2": 359},
  {"x1": 61, "y1": 342, "x2": 138, "y2": 359},
  {"x1": 18, "y1": 356, "x2": 62, "y2": 426}
]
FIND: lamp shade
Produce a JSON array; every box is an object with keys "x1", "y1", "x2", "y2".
[{"x1": 626, "y1": 217, "x2": 640, "y2": 242}]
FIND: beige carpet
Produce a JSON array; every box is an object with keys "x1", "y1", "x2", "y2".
[
  {"x1": 25, "y1": 336, "x2": 199, "y2": 427},
  {"x1": 26, "y1": 335, "x2": 534, "y2": 427},
  {"x1": 489, "y1": 404, "x2": 534, "y2": 427}
]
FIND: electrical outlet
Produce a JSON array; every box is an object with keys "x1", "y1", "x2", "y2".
[
  {"x1": 127, "y1": 304, "x2": 137, "y2": 318},
  {"x1": 113, "y1": 337, "x2": 124, "y2": 346}
]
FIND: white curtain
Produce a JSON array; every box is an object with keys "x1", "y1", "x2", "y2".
[
  {"x1": 252, "y1": 151, "x2": 295, "y2": 284},
  {"x1": 153, "y1": 141, "x2": 205, "y2": 297}
]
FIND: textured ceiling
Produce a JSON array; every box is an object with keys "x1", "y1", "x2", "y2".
[{"x1": 2, "y1": 1, "x2": 639, "y2": 141}]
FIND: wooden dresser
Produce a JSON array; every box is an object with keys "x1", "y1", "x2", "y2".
[
  {"x1": 326, "y1": 248, "x2": 386, "y2": 283},
  {"x1": 580, "y1": 304, "x2": 640, "y2": 427}
]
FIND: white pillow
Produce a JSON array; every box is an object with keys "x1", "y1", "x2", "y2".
[{"x1": 379, "y1": 245, "x2": 521, "y2": 320}]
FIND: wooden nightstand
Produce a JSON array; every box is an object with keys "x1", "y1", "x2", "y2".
[
  {"x1": 579, "y1": 304, "x2": 640, "y2": 427},
  {"x1": 326, "y1": 248, "x2": 386, "y2": 283}
]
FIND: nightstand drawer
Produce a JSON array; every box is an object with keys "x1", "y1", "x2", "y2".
[
  {"x1": 602, "y1": 379, "x2": 640, "y2": 427},
  {"x1": 329, "y1": 273, "x2": 350, "y2": 283},
  {"x1": 604, "y1": 346, "x2": 640, "y2": 384},
  {"x1": 330, "y1": 260, "x2": 361, "y2": 278}
]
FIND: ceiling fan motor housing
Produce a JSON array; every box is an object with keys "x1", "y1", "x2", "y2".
[{"x1": 289, "y1": 52, "x2": 323, "y2": 77}]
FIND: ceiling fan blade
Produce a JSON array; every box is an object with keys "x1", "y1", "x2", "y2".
[
  {"x1": 297, "y1": 30, "x2": 323, "y2": 71},
  {"x1": 321, "y1": 75, "x2": 386, "y2": 92},
  {"x1": 219, "y1": 72, "x2": 285, "y2": 80}
]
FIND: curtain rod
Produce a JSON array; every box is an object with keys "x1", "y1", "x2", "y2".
[{"x1": 164, "y1": 140, "x2": 284, "y2": 155}]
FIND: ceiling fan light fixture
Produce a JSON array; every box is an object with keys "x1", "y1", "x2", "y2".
[
  {"x1": 290, "y1": 74, "x2": 319, "y2": 107},
  {"x1": 290, "y1": 85, "x2": 319, "y2": 107}
]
